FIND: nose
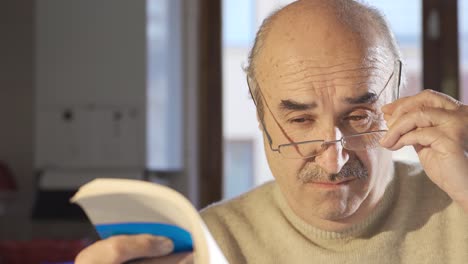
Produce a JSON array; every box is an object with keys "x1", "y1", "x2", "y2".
[{"x1": 314, "y1": 128, "x2": 349, "y2": 174}]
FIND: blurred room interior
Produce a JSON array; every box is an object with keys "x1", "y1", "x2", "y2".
[{"x1": 0, "y1": 0, "x2": 467, "y2": 262}]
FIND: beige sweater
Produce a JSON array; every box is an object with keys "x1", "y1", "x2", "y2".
[{"x1": 201, "y1": 162, "x2": 468, "y2": 264}]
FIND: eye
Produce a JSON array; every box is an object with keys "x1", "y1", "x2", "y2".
[
  {"x1": 342, "y1": 109, "x2": 380, "y2": 133},
  {"x1": 343, "y1": 108, "x2": 378, "y2": 123},
  {"x1": 345, "y1": 115, "x2": 370, "y2": 122},
  {"x1": 288, "y1": 116, "x2": 314, "y2": 124}
]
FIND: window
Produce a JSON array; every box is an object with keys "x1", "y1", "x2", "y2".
[
  {"x1": 147, "y1": 0, "x2": 183, "y2": 170},
  {"x1": 223, "y1": 140, "x2": 254, "y2": 199},
  {"x1": 222, "y1": 0, "x2": 255, "y2": 47}
]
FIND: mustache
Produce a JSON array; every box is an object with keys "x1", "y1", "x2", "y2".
[{"x1": 297, "y1": 157, "x2": 368, "y2": 184}]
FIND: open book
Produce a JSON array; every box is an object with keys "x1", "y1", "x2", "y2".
[{"x1": 71, "y1": 178, "x2": 228, "y2": 263}]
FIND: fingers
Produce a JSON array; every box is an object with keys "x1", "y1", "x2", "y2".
[
  {"x1": 379, "y1": 108, "x2": 452, "y2": 150},
  {"x1": 380, "y1": 102, "x2": 467, "y2": 154},
  {"x1": 381, "y1": 89, "x2": 462, "y2": 126},
  {"x1": 381, "y1": 126, "x2": 445, "y2": 151},
  {"x1": 380, "y1": 89, "x2": 467, "y2": 152},
  {"x1": 134, "y1": 252, "x2": 194, "y2": 264},
  {"x1": 75, "y1": 235, "x2": 174, "y2": 264}
]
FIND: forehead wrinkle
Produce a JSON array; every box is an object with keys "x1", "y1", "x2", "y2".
[
  {"x1": 288, "y1": 81, "x2": 373, "y2": 93},
  {"x1": 278, "y1": 73, "x2": 387, "y2": 97},
  {"x1": 274, "y1": 59, "x2": 392, "y2": 97},
  {"x1": 279, "y1": 65, "x2": 387, "y2": 84},
  {"x1": 280, "y1": 65, "x2": 385, "y2": 82},
  {"x1": 277, "y1": 55, "x2": 389, "y2": 77},
  {"x1": 286, "y1": 71, "x2": 389, "y2": 88},
  {"x1": 279, "y1": 71, "x2": 382, "y2": 86},
  {"x1": 281, "y1": 57, "x2": 364, "y2": 66},
  {"x1": 280, "y1": 59, "x2": 366, "y2": 77},
  {"x1": 281, "y1": 55, "x2": 389, "y2": 66}
]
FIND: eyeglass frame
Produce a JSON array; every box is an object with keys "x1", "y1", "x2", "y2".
[{"x1": 247, "y1": 59, "x2": 403, "y2": 158}]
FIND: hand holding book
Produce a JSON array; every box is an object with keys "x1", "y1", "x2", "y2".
[
  {"x1": 71, "y1": 178, "x2": 228, "y2": 264},
  {"x1": 75, "y1": 234, "x2": 193, "y2": 264}
]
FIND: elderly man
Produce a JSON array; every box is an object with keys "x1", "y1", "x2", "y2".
[{"x1": 76, "y1": 0, "x2": 468, "y2": 263}]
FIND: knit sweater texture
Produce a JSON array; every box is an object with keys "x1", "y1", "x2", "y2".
[{"x1": 201, "y1": 161, "x2": 468, "y2": 264}]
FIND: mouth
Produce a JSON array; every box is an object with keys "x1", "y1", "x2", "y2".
[{"x1": 305, "y1": 178, "x2": 357, "y2": 188}]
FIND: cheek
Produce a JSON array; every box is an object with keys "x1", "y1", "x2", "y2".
[
  {"x1": 354, "y1": 149, "x2": 374, "y2": 175},
  {"x1": 354, "y1": 147, "x2": 392, "y2": 181},
  {"x1": 264, "y1": 140, "x2": 305, "y2": 182}
]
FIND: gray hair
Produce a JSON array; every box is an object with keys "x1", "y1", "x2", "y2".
[{"x1": 245, "y1": 0, "x2": 405, "y2": 119}]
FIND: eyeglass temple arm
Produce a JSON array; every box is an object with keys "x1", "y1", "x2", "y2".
[
  {"x1": 246, "y1": 76, "x2": 278, "y2": 152},
  {"x1": 376, "y1": 59, "x2": 403, "y2": 101},
  {"x1": 396, "y1": 59, "x2": 402, "y2": 99}
]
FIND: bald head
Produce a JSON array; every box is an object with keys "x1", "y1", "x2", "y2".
[{"x1": 247, "y1": 0, "x2": 402, "y2": 118}]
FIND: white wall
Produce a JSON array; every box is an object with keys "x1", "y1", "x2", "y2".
[
  {"x1": 0, "y1": 0, "x2": 202, "y2": 239},
  {"x1": 35, "y1": 0, "x2": 147, "y2": 175},
  {"x1": 36, "y1": 0, "x2": 147, "y2": 107}
]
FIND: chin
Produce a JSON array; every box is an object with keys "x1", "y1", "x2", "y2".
[{"x1": 311, "y1": 194, "x2": 363, "y2": 221}]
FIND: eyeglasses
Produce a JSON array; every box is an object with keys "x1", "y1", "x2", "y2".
[{"x1": 247, "y1": 60, "x2": 402, "y2": 159}]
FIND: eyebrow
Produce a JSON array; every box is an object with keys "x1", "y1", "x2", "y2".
[
  {"x1": 278, "y1": 92, "x2": 378, "y2": 113},
  {"x1": 279, "y1": 99, "x2": 317, "y2": 112},
  {"x1": 344, "y1": 92, "x2": 378, "y2": 104}
]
